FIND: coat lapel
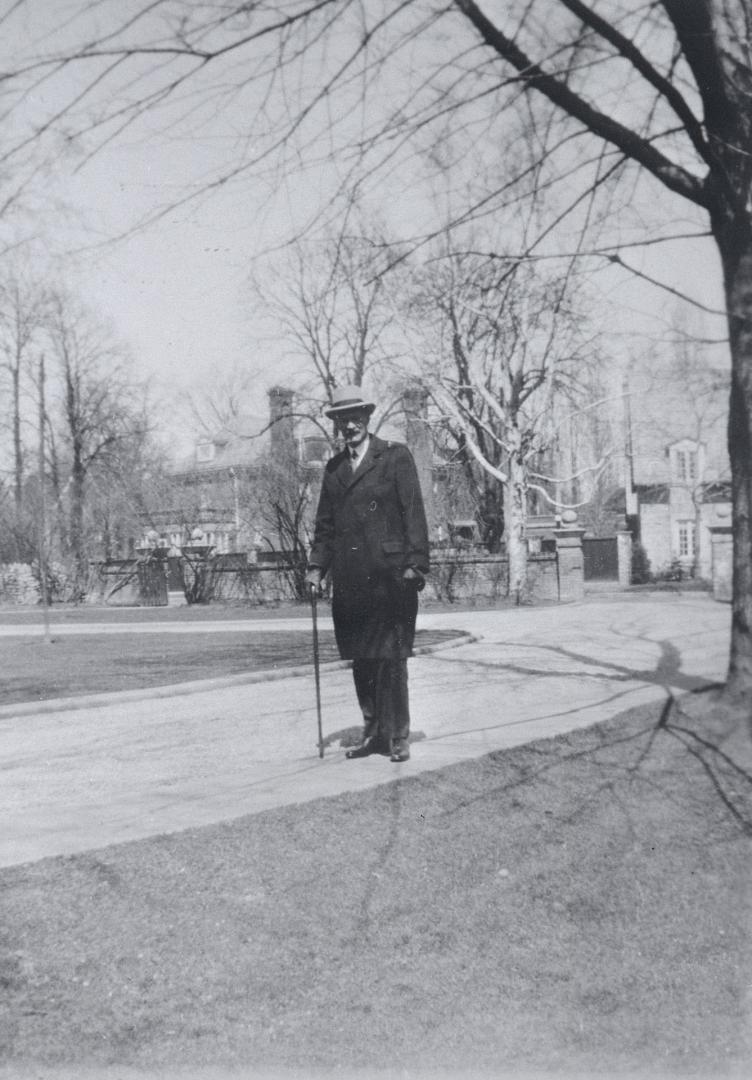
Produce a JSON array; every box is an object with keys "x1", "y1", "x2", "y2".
[
  {"x1": 346, "y1": 436, "x2": 383, "y2": 490},
  {"x1": 331, "y1": 450, "x2": 352, "y2": 491}
]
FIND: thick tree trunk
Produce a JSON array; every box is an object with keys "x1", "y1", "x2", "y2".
[
  {"x1": 70, "y1": 452, "x2": 87, "y2": 594},
  {"x1": 661, "y1": 1, "x2": 752, "y2": 705},
  {"x1": 697, "y1": 0, "x2": 752, "y2": 705},
  {"x1": 717, "y1": 229, "x2": 752, "y2": 704}
]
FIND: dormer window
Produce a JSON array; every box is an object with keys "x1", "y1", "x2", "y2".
[
  {"x1": 670, "y1": 440, "x2": 701, "y2": 484},
  {"x1": 196, "y1": 441, "x2": 215, "y2": 463},
  {"x1": 675, "y1": 449, "x2": 696, "y2": 482}
]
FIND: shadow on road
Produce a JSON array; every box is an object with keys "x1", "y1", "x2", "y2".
[{"x1": 436, "y1": 635, "x2": 710, "y2": 693}]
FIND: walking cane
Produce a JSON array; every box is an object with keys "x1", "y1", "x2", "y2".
[{"x1": 310, "y1": 583, "x2": 325, "y2": 758}]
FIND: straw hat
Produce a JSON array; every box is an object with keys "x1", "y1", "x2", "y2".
[{"x1": 324, "y1": 385, "x2": 376, "y2": 418}]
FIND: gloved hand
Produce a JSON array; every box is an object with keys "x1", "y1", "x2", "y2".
[
  {"x1": 305, "y1": 567, "x2": 322, "y2": 591},
  {"x1": 402, "y1": 567, "x2": 425, "y2": 591}
]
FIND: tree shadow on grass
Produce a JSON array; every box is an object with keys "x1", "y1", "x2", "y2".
[
  {"x1": 404, "y1": 615, "x2": 747, "y2": 837},
  {"x1": 421, "y1": 630, "x2": 721, "y2": 752},
  {"x1": 650, "y1": 690, "x2": 752, "y2": 833},
  {"x1": 444, "y1": 685, "x2": 752, "y2": 838}
]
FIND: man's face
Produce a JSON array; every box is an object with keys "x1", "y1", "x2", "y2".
[{"x1": 335, "y1": 408, "x2": 370, "y2": 451}]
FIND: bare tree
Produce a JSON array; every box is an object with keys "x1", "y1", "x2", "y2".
[
  {"x1": 547, "y1": 361, "x2": 623, "y2": 537},
  {"x1": 243, "y1": 449, "x2": 317, "y2": 601},
  {"x1": 252, "y1": 219, "x2": 409, "y2": 418},
  {"x1": 0, "y1": 274, "x2": 48, "y2": 515},
  {"x1": 90, "y1": 424, "x2": 170, "y2": 561},
  {"x1": 45, "y1": 292, "x2": 151, "y2": 591},
  {"x1": 444, "y1": 0, "x2": 752, "y2": 699},
  {"x1": 182, "y1": 363, "x2": 262, "y2": 439},
  {"x1": 4, "y1": 1, "x2": 752, "y2": 698},
  {"x1": 412, "y1": 250, "x2": 605, "y2": 601}
]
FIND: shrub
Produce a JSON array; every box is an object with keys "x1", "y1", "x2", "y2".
[
  {"x1": 655, "y1": 557, "x2": 693, "y2": 583},
  {"x1": 630, "y1": 541, "x2": 652, "y2": 585},
  {"x1": 33, "y1": 560, "x2": 75, "y2": 602}
]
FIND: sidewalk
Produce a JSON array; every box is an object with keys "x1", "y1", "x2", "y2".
[{"x1": 0, "y1": 593, "x2": 729, "y2": 868}]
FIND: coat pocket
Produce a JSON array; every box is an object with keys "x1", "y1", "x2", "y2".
[{"x1": 382, "y1": 539, "x2": 405, "y2": 563}]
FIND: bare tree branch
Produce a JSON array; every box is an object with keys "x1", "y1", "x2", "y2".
[{"x1": 453, "y1": 0, "x2": 709, "y2": 207}]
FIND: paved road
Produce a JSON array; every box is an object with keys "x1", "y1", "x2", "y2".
[{"x1": 0, "y1": 593, "x2": 729, "y2": 868}]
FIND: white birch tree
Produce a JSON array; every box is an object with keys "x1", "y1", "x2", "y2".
[{"x1": 411, "y1": 251, "x2": 605, "y2": 601}]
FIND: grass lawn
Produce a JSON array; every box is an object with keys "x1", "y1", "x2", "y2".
[
  {"x1": 0, "y1": 593, "x2": 520, "y2": 626},
  {"x1": 1, "y1": 627, "x2": 462, "y2": 705},
  {"x1": 0, "y1": 602, "x2": 319, "y2": 624},
  {"x1": 0, "y1": 688, "x2": 749, "y2": 1078}
]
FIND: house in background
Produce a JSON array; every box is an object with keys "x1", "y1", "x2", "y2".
[
  {"x1": 162, "y1": 412, "x2": 270, "y2": 555},
  {"x1": 623, "y1": 358, "x2": 731, "y2": 579},
  {"x1": 141, "y1": 384, "x2": 434, "y2": 562},
  {"x1": 143, "y1": 386, "x2": 329, "y2": 557}
]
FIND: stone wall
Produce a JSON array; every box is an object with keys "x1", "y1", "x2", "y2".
[
  {"x1": 640, "y1": 503, "x2": 672, "y2": 575},
  {"x1": 0, "y1": 563, "x2": 41, "y2": 605},
  {"x1": 88, "y1": 558, "x2": 168, "y2": 606},
  {"x1": 87, "y1": 529, "x2": 585, "y2": 607},
  {"x1": 525, "y1": 553, "x2": 561, "y2": 603},
  {"x1": 423, "y1": 551, "x2": 559, "y2": 604},
  {"x1": 209, "y1": 564, "x2": 298, "y2": 604},
  {"x1": 426, "y1": 553, "x2": 506, "y2": 603}
]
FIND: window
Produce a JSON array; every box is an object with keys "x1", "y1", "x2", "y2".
[
  {"x1": 196, "y1": 441, "x2": 215, "y2": 463},
  {"x1": 677, "y1": 520, "x2": 696, "y2": 559}
]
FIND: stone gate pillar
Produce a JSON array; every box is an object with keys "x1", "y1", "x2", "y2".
[
  {"x1": 616, "y1": 528, "x2": 633, "y2": 587},
  {"x1": 554, "y1": 527, "x2": 586, "y2": 602},
  {"x1": 708, "y1": 524, "x2": 732, "y2": 603}
]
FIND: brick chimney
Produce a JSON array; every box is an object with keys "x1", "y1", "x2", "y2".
[
  {"x1": 268, "y1": 386, "x2": 296, "y2": 462},
  {"x1": 402, "y1": 384, "x2": 434, "y2": 533}
]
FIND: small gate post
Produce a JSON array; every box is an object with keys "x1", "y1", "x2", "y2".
[
  {"x1": 616, "y1": 527, "x2": 633, "y2": 587},
  {"x1": 134, "y1": 534, "x2": 169, "y2": 607},
  {"x1": 708, "y1": 523, "x2": 733, "y2": 602}
]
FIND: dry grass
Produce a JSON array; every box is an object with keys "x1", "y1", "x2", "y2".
[
  {"x1": 1, "y1": 628, "x2": 459, "y2": 705},
  {"x1": 1, "y1": 688, "x2": 750, "y2": 1078}
]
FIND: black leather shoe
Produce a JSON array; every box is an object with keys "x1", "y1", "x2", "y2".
[
  {"x1": 345, "y1": 737, "x2": 384, "y2": 759},
  {"x1": 390, "y1": 738, "x2": 410, "y2": 762}
]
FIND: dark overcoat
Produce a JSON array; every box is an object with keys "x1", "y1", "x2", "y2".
[{"x1": 309, "y1": 436, "x2": 429, "y2": 660}]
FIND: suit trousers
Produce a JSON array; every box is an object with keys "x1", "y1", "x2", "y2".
[{"x1": 352, "y1": 658, "x2": 410, "y2": 745}]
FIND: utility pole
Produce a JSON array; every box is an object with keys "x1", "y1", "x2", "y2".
[
  {"x1": 623, "y1": 373, "x2": 637, "y2": 520},
  {"x1": 38, "y1": 353, "x2": 51, "y2": 644}
]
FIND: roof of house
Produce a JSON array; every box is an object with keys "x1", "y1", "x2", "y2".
[
  {"x1": 170, "y1": 412, "x2": 335, "y2": 478},
  {"x1": 628, "y1": 362, "x2": 729, "y2": 486},
  {"x1": 170, "y1": 415, "x2": 272, "y2": 477}
]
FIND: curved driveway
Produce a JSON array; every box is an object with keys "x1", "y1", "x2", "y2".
[{"x1": 0, "y1": 593, "x2": 729, "y2": 868}]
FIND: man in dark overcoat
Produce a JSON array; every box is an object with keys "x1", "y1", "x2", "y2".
[{"x1": 305, "y1": 386, "x2": 430, "y2": 762}]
